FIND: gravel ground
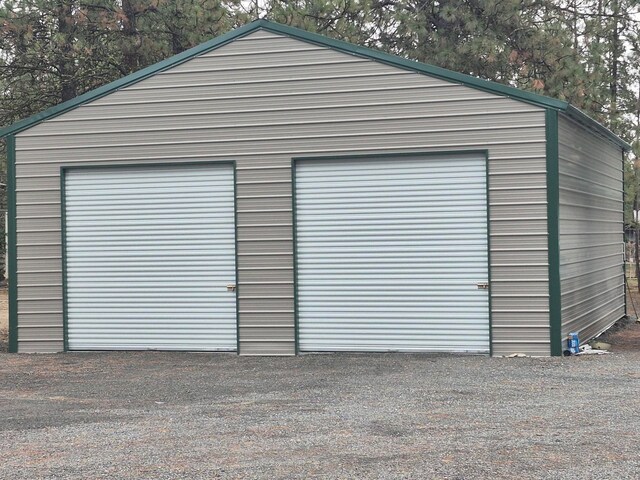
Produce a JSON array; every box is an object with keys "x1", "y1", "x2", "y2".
[{"x1": 1, "y1": 349, "x2": 639, "y2": 479}]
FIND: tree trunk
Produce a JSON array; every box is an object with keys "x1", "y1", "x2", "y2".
[
  {"x1": 635, "y1": 193, "x2": 639, "y2": 288},
  {"x1": 57, "y1": 0, "x2": 77, "y2": 102},
  {"x1": 610, "y1": 0, "x2": 620, "y2": 119},
  {"x1": 121, "y1": 0, "x2": 140, "y2": 73},
  {"x1": 572, "y1": 0, "x2": 579, "y2": 51}
]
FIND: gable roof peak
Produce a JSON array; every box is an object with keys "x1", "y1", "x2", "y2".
[{"x1": 0, "y1": 19, "x2": 629, "y2": 150}]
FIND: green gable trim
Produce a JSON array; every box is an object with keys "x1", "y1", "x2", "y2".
[
  {"x1": 263, "y1": 23, "x2": 565, "y2": 112},
  {"x1": 562, "y1": 106, "x2": 630, "y2": 150},
  {"x1": 0, "y1": 20, "x2": 262, "y2": 138},
  {"x1": 262, "y1": 22, "x2": 630, "y2": 150},
  {"x1": 0, "y1": 19, "x2": 630, "y2": 151}
]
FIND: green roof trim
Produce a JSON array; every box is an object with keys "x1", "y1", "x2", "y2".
[
  {"x1": 0, "y1": 20, "x2": 261, "y2": 138},
  {"x1": 0, "y1": 19, "x2": 631, "y2": 150}
]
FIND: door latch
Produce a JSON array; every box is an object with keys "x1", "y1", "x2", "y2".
[
  {"x1": 477, "y1": 282, "x2": 489, "y2": 290},
  {"x1": 227, "y1": 284, "x2": 237, "y2": 292}
]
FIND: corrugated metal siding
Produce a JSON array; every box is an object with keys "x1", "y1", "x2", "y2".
[
  {"x1": 295, "y1": 154, "x2": 490, "y2": 352},
  {"x1": 14, "y1": 29, "x2": 549, "y2": 355},
  {"x1": 558, "y1": 115, "x2": 624, "y2": 345},
  {"x1": 64, "y1": 164, "x2": 237, "y2": 350}
]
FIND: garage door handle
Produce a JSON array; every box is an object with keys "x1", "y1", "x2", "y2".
[
  {"x1": 477, "y1": 282, "x2": 489, "y2": 290},
  {"x1": 227, "y1": 284, "x2": 237, "y2": 292}
]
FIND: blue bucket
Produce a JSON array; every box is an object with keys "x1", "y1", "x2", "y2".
[{"x1": 567, "y1": 332, "x2": 580, "y2": 355}]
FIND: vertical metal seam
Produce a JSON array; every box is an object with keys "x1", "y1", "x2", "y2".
[
  {"x1": 546, "y1": 109, "x2": 563, "y2": 356},
  {"x1": 485, "y1": 151, "x2": 494, "y2": 356},
  {"x1": 60, "y1": 167, "x2": 69, "y2": 351},
  {"x1": 291, "y1": 158, "x2": 300, "y2": 354},
  {"x1": 7, "y1": 136, "x2": 18, "y2": 353},
  {"x1": 233, "y1": 161, "x2": 240, "y2": 354}
]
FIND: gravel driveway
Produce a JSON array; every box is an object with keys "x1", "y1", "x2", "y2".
[{"x1": 1, "y1": 349, "x2": 639, "y2": 479}]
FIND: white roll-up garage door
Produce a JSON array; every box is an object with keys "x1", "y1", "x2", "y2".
[
  {"x1": 295, "y1": 154, "x2": 489, "y2": 353},
  {"x1": 63, "y1": 163, "x2": 237, "y2": 351}
]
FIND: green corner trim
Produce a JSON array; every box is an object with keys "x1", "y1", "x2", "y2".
[
  {"x1": 0, "y1": 20, "x2": 629, "y2": 151},
  {"x1": 546, "y1": 110, "x2": 563, "y2": 356},
  {"x1": 6, "y1": 136, "x2": 18, "y2": 353}
]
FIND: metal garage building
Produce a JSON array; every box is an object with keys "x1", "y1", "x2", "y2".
[{"x1": 1, "y1": 20, "x2": 630, "y2": 356}]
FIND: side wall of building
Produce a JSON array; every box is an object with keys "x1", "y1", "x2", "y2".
[
  {"x1": 14, "y1": 29, "x2": 550, "y2": 355},
  {"x1": 558, "y1": 114, "x2": 625, "y2": 346}
]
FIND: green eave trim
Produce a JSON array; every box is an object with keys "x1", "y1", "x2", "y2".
[
  {"x1": 546, "y1": 110, "x2": 563, "y2": 357},
  {"x1": 0, "y1": 19, "x2": 630, "y2": 151},
  {"x1": 563, "y1": 106, "x2": 631, "y2": 151}
]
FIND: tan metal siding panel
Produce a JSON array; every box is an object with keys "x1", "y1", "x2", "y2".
[
  {"x1": 236, "y1": 225, "x2": 292, "y2": 240},
  {"x1": 240, "y1": 283, "x2": 294, "y2": 298},
  {"x1": 238, "y1": 211, "x2": 291, "y2": 225},
  {"x1": 15, "y1": 312, "x2": 60, "y2": 323},
  {"x1": 558, "y1": 115, "x2": 624, "y2": 346},
  {"x1": 16, "y1": 131, "x2": 543, "y2": 164},
  {"x1": 237, "y1": 269, "x2": 292, "y2": 284},
  {"x1": 239, "y1": 312, "x2": 294, "y2": 327},
  {"x1": 237, "y1": 341, "x2": 295, "y2": 356},
  {"x1": 19, "y1": 111, "x2": 544, "y2": 150},
  {"x1": 22, "y1": 99, "x2": 541, "y2": 137},
  {"x1": 18, "y1": 285, "x2": 62, "y2": 299},
  {"x1": 14, "y1": 29, "x2": 549, "y2": 355},
  {"x1": 491, "y1": 188, "x2": 547, "y2": 204},
  {"x1": 16, "y1": 203, "x2": 60, "y2": 217},
  {"x1": 17, "y1": 257, "x2": 62, "y2": 272},
  {"x1": 17, "y1": 340, "x2": 63, "y2": 353},
  {"x1": 237, "y1": 195, "x2": 292, "y2": 211},
  {"x1": 489, "y1": 280, "x2": 548, "y2": 296},
  {"x1": 492, "y1": 265, "x2": 549, "y2": 279},
  {"x1": 490, "y1": 203, "x2": 547, "y2": 219},
  {"x1": 18, "y1": 272, "x2": 63, "y2": 286},
  {"x1": 237, "y1": 255, "x2": 293, "y2": 269},
  {"x1": 17, "y1": 244, "x2": 61, "y2": 259},
  {"x1": 16, "y1": 190, "x2": 60, "y2": 205},
  {"x1": 490, "y1": 234, "x2": 548, "y2": 250},
  {"x1": 89, "y1": 74, "x2": 455, "y2": 105},
  {"x1": 42, "y1": 90, "x2": 497, "y2": 123},
  {"x1": 237, "y1": 240, "x2": 293, "y2": 255},
  {"x1": 239, "y1": 326, "x2": 293, "y2": 341}
]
